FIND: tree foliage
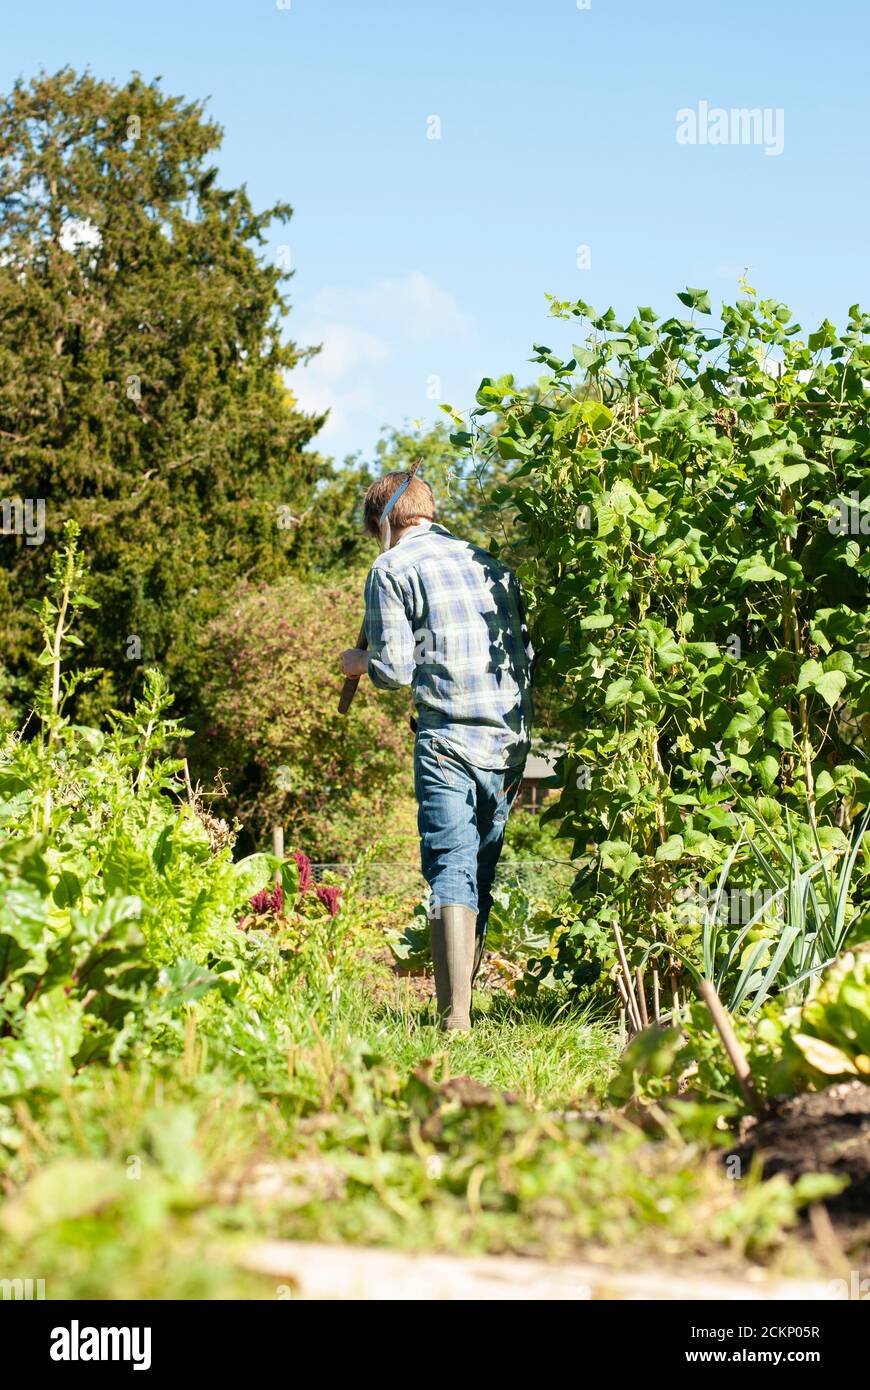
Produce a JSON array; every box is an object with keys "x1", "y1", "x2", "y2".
[{"x1": 0, "y1": 68, "x2": 322, "y2": 717}]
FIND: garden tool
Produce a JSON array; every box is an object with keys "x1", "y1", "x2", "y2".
[
  {"x1": 337, "y1": 457, "x2": 423, "y2": 714},
  {"x1": 430, "y1": 903, "x2": 477, "y2": 1031}
]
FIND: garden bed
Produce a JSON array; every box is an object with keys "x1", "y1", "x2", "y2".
[{"x1": 736, "y1": 1081, "x2": 870, "y2": 1248}]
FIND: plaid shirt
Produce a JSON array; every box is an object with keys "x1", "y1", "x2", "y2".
[{"x1": 364, "y1": 522, "x2": 533, "y2": 770}]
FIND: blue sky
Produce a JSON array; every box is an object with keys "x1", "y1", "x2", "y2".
[{"x1": 4, "y1": 0, "x2": 868, "y2": 462}]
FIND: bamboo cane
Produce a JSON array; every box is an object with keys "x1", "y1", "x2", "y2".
[
  {"x1": 698, "y1": 979, "x2": 760, "y2": 1113},
  {"x1": 635, "y1": 967, "x2": 649, "y2": 1027},
  {"x1": 612, "y1": 921, "x2": 643, "y2": 1033},
  {"x1": 615, "y1": 957, "x2": 642, "y2": 1035}
]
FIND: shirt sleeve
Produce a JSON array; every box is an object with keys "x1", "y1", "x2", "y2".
[{"x1": 364, "y1": 566, "x2": 416, "y2": 690}]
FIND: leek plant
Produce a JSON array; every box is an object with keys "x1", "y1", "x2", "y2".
[{"x1": 642, "y1": 807, "x2": 869, "y2": 1018}]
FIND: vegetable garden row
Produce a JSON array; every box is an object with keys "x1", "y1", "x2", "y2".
[{"x1": 1, "y1": 284, "x2": 868, "y2": 1296}]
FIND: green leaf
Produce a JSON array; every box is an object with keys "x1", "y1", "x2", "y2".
[
  {"x1": 813, "y1": 670, "x2": 848, "y2": 708},
  {"x1": 232, "y1": 853, "x2": 272, "y2": 899},
  {"x1": 577, "y1": 401, "x2": 613, "y2": 433},
  {"x1": 0, "y1": 1159, "x2": 126, "y2": 1241},
  {"x1": 654, "y1": 636, "x2": 684, "y2": 669},
  {"x1": 796, "y1": 661, "x2": 848, "y2": 708},
  {"x1": 757, "y1": 754, "x2": 779, "y2": 791},
  {"x1": 604, "y1": 677, "x2": 633, "y2": 708},
  {"x1": 52, "y1": 870, "x2": 82, "y2": 908},
  {"x1": 765, "y1": 708, "x2": 794, "y2": 750},
  {"x1": 599, "y1": 840, "x2": 642, "y2": 880},
  {"x1": 780, "y1": 463, "x2": 810, "y2": 485},
  {"x1": 791, "y1": 1034, "x2": 858, "y2": 1076},
  {"x1": 655, "y1": 834, "x2": 684, "y2": 862},
  {"x1": 496, "y1": 435, "x2": 532, "y2": 460},
  {"x1": 796, "y1": 659, "x2": 824, "y2": 694},
  {"x1": 732, "y1": 555, "x2": 786, "y2": 584},
  {"x1": 677, "y1": 287, "x2": 712, "y2": 314}
]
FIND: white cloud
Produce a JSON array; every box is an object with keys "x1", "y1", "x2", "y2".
[
  {"x1": 304, "y1": 322, "x2": 391, "y2": 379},
  {"x1": 289, "y1": 323, "x2": 390, "y2": 441},
  {"x1": 309, "y1": 271, "x2": 471, "y2": 344},
  {"x1": 288, "y1": 271, "x2": 470, "y2": 454},
  {"x1": 295, "y1": 382, "x2": 374, "y2": 444}
]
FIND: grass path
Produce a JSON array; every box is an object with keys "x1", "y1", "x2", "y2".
[{"x1": 349, "y1": 982, "x2": 619, "y2": 1108}]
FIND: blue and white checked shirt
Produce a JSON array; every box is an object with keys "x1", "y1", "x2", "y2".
[{"x1": 364, "y1": 522, "x2": 534, "y2": 770}]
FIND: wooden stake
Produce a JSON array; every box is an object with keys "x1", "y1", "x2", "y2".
[
  {"x1": 652, "y1": 969, "x2": 661, "y2": 1023},
  {"x1": 272, "y1": 825, "x2": 284, "y2": 885},
  {"x1": 698, "y1": 979, "x2": 760, "y2": 1113},
  {"x1": 635, "y1": 968, "x2": 649, "y2": 1027}
]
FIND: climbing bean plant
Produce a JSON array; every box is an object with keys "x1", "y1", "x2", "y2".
[{"x1": 451, "y1": 286, "x2": 869, "y2": 984}]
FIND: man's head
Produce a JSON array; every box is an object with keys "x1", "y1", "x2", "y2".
[{"x1": 363, "y1": 471, "x2": 436, "y2": 539}]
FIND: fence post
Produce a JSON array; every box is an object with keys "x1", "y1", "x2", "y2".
[{"x1": 272, "y1": 825, "x2": 284, "y2": 884}]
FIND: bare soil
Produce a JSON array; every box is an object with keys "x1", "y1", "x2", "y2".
[{"x1": 736, "y1": 1080, "x2": 870, "y2": 1250}]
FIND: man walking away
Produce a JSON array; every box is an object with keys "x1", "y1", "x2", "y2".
[{"x1": 340, "y1": 470, "x2": 534, "y2": 1031}]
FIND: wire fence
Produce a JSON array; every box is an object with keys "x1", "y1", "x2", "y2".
[{"x1": 308, "y1": 859, "x2": 582, "y2": 901}]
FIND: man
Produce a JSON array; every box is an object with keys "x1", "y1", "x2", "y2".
[{"x1": 340, "y1": 469, "x2": 533, "y2": 1031}]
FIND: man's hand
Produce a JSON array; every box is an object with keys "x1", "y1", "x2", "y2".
[{"x1": 340, "y1": 648, "x2": 369, "y2": 679}]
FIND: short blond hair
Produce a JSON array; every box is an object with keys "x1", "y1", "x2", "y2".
[{"x1": 363, "y1": 471, "x2": 435, "y2": 538}]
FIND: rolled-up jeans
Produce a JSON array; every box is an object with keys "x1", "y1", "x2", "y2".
[{"x1": 414, "y1": 728, "x2": 524, "y2": 944}]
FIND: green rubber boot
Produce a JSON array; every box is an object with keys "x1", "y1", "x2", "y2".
[
  {"x1": 430, "y1": 904, "x2": 477, "y2": 1032},
  {"x1": 471, "y1": 925, "x2": 486, "y2": 985}
]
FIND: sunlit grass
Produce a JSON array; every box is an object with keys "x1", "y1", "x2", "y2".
[{"x1": 350, "y1": 983, "x2": 619, "y2": 1109}]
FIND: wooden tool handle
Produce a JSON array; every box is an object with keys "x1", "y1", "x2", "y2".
[{"x1": 338, "y1": 620, "x2": 368, "y2": 714}]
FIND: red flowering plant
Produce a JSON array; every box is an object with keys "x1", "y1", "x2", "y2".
[
  {"x1": 237, "y1": 849, "x2": 343, "y2": 932},
  {"x1": 294, "y1": 850, "x2": 313, "y2": 894},
  {"x1": 315, "y1": 884, "x2": 342, "y2": 918}
]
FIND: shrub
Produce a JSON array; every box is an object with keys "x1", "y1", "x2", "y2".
[{"x1": 197, "y1": 572, "x2": 418, "y2": 860}]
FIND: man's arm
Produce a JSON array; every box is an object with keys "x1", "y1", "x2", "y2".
[{"x1": 364, "y1": 566, "x2": 416, "y2": 689}]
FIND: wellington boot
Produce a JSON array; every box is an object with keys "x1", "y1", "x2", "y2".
[{"x1": 430, "y1": 904, "x2": 477, "y2": 1031}]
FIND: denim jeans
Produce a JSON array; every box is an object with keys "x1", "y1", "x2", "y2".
[{"x1": 414, "y1": 728, "x2": 524, "y2": 944}]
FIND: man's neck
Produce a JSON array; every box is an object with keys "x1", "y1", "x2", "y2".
[{"x1": 388, "y1": 518, "x2": 432, "y2": 547}]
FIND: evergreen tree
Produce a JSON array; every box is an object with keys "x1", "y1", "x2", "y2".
[{"x1": 0, "y1": 68, "x2": 323, "y2": 717}]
